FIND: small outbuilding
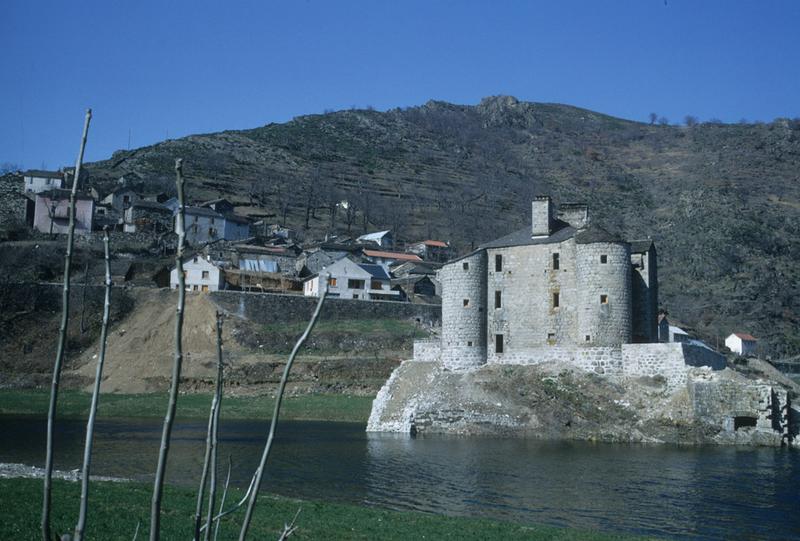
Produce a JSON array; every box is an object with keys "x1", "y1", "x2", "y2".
[{"x1": 725, "y1": 333, "x2": 758, "y2": 356}]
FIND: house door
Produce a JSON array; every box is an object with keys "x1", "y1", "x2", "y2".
[{"x1": 201, "y1": 285, "x2": 209, "y2": 292}]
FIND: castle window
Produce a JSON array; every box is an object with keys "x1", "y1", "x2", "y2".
[
  {"x1": 495, "y1": 334, "x2": 504, "y2": 353},
  {"x1": 600, "y1": 254, "x2": 608, "y2": 264},
  {"x1": 467, "y1": 341, "x2": 473, "y2": 347},
  {"x1": 495, "y1": 290, "x2": 502, "y2": 308},
  {"x1": 600, "y1": 294, "x2": 608, "y2": 304},
  {"x1": 463, "y1": 298, "x2": 469, "y2": 307},
  {"x1": 585, "y1": 335, "x2": 591, "y2": 342},
  {"x1": 552, "y1": 253, "x2": 560, "y2": 270},
  {"x1": 552, "y1": 292, "x2": 560, "y2": 308},
  {"x1": 547, "y1": 333, "x2": 555, "y2": 343},
  {"x1": 463, "y1": 262, "x2": 469, "y2": 271},
  {"x1": 495, "y1": 254, "x2": 503, "y2": 272}
]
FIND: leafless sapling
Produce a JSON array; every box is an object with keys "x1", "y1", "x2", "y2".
[
  {"x1": 237, "y1": 276, "x2": 329, "y2": 540},
  {"x1": 42, "y1": 108, "x2": 92, "y2": 541},
  {"x1": 149, "y1": 158, "x2": 187, "y2": 541},
  {"x1": 73, "y1": 227, "x2": 112, "y2": 541}
]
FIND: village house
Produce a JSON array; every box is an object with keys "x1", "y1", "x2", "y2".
[
  {"x1": 181, "y1": 207, "x2": 251, "y2": 245},
  {"x1": 123, "y1": 200, "x2": 172, "y2": 233},
  {"x1": 357, "y1": 230, "x2": 393, "y2": 248},
  {"x1": 101, "y1": 186, "x2": 139, "y2": 213},
  {"x1": 407, "y1": 240, "x2": 450, "y2": 262},
  {"x1": 170, "y1": 254, "x2": 225, "y2": 292},
  {"x1": 23, "y1": 170, "x2": 64, "y2": 194},
  {"x1": 303, "y1": 257, "x2": 399, "y2": 300},
  {"x1": 33, "y1": 189, "x2": 95, "y2": 234},
  {"x1": 199, "y1": 198, "x2": 235, "y2": 214},
  {"x1": 725, "y1": 332, "x2": 758, "y2": 356}
]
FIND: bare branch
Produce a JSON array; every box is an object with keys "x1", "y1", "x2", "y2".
[
  {"x1": 149, "y1": 158, "x2": 187, "y2": 541},
  {"x1": 132, "y1": 521, "x2": 140, "y2": 541},
  {"x1": 213, "y1": 457, "x2": 233, "y2": 541},
  {"x1": 238, "y1": 276, "x2": 329, "y2": 540},
  {"x1": 73, "y1": 227, "x2": 112, "y2": 541},
  {"x1": 276, "y1": 508, "x2": 302, "y2": 541},
  {"x1": 42, "y1": 108, "x2": 92, "y2": 541}
]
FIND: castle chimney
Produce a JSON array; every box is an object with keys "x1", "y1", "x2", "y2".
[{"x1": 531, "y1": 196, "x2": 553, "y2": 238}]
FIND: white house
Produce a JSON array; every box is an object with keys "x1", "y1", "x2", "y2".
[
  {"x1": 725, "y1": 332, "x2": 758, "y2": 356},
  {"x1": 23, "y1": 170, "x2": 64, "y2": 194},
  {"x1": 170, "y1": 255, "x2": 225, "y2": 292},
  {"x1": 303, "y1": 258, "x2": 399, "y2": 300}
]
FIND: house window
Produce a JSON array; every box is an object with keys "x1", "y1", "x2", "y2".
[
  {"x1": 46, "y1": 178, "x2": 51, "y2": 185},
  {"x1": 463, "y1": 262, "x2": 469, "y2": 270},
  {"x1": 463, "y1": 299, "x2": 470, "y2": 307},
  {"x1": 552, "y1": 253, "x2": 560, "y2": 270},
  {"x1": 495, "y1": 334, "x2": 504, "y2": 353},
  {"x1": 193, "y1": 257, "x2": 198, "y2": 263},
  {"x1": 348, "y1": 279, "x2": 365, "y2": 289},
  {"x1": 193, "y1": 285, "x2": 198, "y2": 291},
  {"x1": 328, "y1": 277, "x2": 337, "y2": 287},
  {"x1": 201, "y1": 285, "x2": 209, "y2": 292},
  {"x1": 371, "y1": 280, "x2": 383, "y2": 289},
  {"x1": 495, "y1": 290, "x2": 502, "y2": 309},
  {"x1": 600, "y1": 254, "x2": 608, "y2": 264},
  {"x1": 353, "y1": 294, "x2": 359, "y2": 299},
  {"x1": 552, "y1": 292, "x2": 560, "y2": 308},
  {"x1": 123, "y1": 195, "x2": 130, "y2": 205},
  {"x1": 202, "y1": 271, "x2": 209, "y2": 279},
  {"x1": 600, "y1": 294, "x2": 608, "y2": 304},
  {"x1": 495, "y1": 254, "x2": 503, "y2": 272}
]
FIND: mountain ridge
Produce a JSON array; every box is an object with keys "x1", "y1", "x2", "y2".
[{"x1": 79, "y1": 96, "x2": 800, "y2": 355}]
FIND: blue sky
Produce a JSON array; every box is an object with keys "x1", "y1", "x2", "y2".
[{"x1": 1, "y1": 0, "x2": 799, "y2": 169}]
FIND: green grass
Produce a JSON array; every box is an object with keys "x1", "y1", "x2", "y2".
[
  {"x1": 0, "y1": 477, "x2": 650, "y2": 540},
  {"x1": 260, "y1": 318, "x2": 429, "y2": 338},
  {"x1": 0, "y1": 389, "x2": 374, "y2": 423}
]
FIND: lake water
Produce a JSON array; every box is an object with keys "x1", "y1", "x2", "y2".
[{"x1": 1, "y1": 415, "x2": 798, "y2": 540}]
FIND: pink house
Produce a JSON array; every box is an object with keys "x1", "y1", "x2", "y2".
[{"x1": 33, "y1": 189, "x2": 95, "y2": 234}]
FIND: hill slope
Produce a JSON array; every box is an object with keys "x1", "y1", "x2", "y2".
[{"x1": 81, "y1": 96, "x2": 800, "y2": 355}]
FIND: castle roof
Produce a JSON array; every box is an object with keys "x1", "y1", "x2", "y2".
[
  {"x1": 574, "y1": 225, "x2": 625, "y2": 245},
  {"x1": 479, "y1": 220, "x2": 576, "y2": 250}
]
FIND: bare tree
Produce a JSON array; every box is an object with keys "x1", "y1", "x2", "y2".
[
  {"x1": 73, "y1": 227, "x2": 112, "y2": 541},
  {"x1": 648, "y1": 112, "x2": 658, "y2": 125},
  {"x1": 657, "y1": 116, "x2": 670, "y2": 126},
  {"x1": 684, "y1": 115, "x2": 699, "y2": 127},
  {"x1": 149, "y1": 159, "x2": 187, "y2": 541},
  {"x1": 42, "y1": 108, "x2": 92, "y2": 541}
]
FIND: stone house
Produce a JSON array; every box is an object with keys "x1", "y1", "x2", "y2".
[
  {"x1": 436, "y1": 196, "x2": 659, "y2": 370},
  {"x1": 407, "y1": 240, "x2": 450, "y2": 262},
  {"x1": 725, "y1": 333, "x2": 758, "y2": 356},
  {"x1": 33, "y1": 189, "x2": 95, "y2": 234},
  {"x1": 102, "y1": 187, "x2": 139, "y2": 214},
  {"x1": 181, "y1": 207, "x2": 250, "y2": 246},
  {"x1": 123, "y1": 201, "x2": 173, "y2": 233},
  {"x1": 170, "y1": 254, "x2": 225, "y2": 292},
  {"x1": 23, "y1": 170, "x2": 64, "y2": 194},
  {"x1": 303, "y1": 257, "x2": 399, "y2": 300}
]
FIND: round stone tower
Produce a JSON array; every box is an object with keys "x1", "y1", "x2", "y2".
[
  {"x1": 439, "y1": 250, "x2": 487, "y2": 370},
  {"x1": 575, "y1": 232, "x2": 632, "y2": 346}
]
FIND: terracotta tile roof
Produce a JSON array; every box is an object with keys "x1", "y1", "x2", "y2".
[
  {"x1": 422, "y1": 240, "x2": 448, "y2": 247},
  {"x1": 363, "y1": 249, "x2": 422, "y2": 262},
  {"x1": 734, "y1": 332, "x2": 757, "y2": 341}
]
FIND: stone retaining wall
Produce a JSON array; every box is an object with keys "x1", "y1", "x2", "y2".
[{"x1": 210, "y1": 290, "x2": 441, "y2": 326}]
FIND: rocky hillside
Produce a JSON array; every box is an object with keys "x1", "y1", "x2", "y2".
[{"x1": 75, "y1": 97, "x2": 800, "y2": 355}]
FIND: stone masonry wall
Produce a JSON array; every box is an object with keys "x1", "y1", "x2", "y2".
[
  {"x1": 486, "y1": 240, "x2": 578, "y2": 363},
  {"x1": 0, "y1": 174, "x2": 27, "y2": 228},
  {"x1": 576, "y1": 242, "x2": 631, "y2": 346},
  {"x1": 440, "y1": 251, "x2": 487, "y2": 370},
  {"x1": 621, "y1": 343, "x2": 689, "y2": 390},
  {"x1": 489, "y1": 345, "x2": 624, "y2": 376},
  {"x1": 210, "y1": 290, "x2": 441, "y2": 326}
]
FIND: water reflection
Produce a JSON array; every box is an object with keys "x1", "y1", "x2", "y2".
[{"x1": 1, "y1": 415, "x2": 798, "y2": 540}]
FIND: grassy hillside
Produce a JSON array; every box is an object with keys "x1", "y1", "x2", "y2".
[{"x1": 71, "y1": 96, "x2": 800, "y2": 355}]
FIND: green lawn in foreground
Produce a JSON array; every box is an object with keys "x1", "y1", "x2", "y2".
[
  {"x1": 0, "y1": 389, "x2": 373, "y2": 423},
  {"x1": 0, "y1": 478, "x2": 650, "y2": 541}
]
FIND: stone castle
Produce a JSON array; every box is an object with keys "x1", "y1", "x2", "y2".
[{"x1": 412, "y1": 196, "x2": 723, "y2": 386}]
